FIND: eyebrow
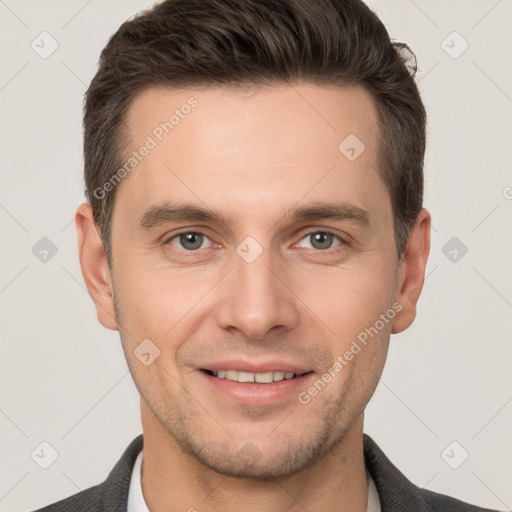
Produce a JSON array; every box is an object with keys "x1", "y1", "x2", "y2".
[{"x1": 137, "y1": 201, "x2": 371, "y2": 231}]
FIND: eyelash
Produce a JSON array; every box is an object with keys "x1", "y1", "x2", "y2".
[{"x1": 163, "y1": 229, "x2": 347, "y2": 252}]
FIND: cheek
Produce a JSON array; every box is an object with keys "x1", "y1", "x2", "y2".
[
  {"x1": 113, "y1": 258, "x2": 218, "y2": 338},
  {"x1": 298, "y1": 264, "x2": 395, "y2": 345}
]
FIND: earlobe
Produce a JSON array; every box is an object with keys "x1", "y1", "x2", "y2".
[
  {"x1": 75, "y1": 202, "x2": 119, "y2": 331},
  {"x1": 391, "y1": 209, "x2": 431, "y2": 334}
]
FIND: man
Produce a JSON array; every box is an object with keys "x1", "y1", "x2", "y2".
[{"x1": 33, "y1": 0, "x2": 501, "y2": 511}]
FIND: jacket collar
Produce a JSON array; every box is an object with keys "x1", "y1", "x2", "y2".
[
  {"x1": 363, "y1": 433, "x2": 430, "y2": 511},
  {"x1": 97, "y1": 434, "x2": 144, "y2": 512}
]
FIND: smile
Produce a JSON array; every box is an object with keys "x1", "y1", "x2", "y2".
[{"x1": 203, "y1": 369, "x2": 301, "y2": 383}]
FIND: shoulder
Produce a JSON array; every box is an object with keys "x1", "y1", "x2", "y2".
[
  {"x1": 29, "y1": 485, "x2": 101, "y2": 512},
  {"x1": 420, "y1": 486, "x2": 501, "y2": 511},
  {"x1": 363, "y1": 434, "x2": 503, "y2": 512},
  {"x1": 29, "y1": 434, "x2": 143, "y2": 512}
]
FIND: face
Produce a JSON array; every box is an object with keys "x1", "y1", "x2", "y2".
[{"x1": 81, "y1": 84, "x2": 427, "y2": 479}]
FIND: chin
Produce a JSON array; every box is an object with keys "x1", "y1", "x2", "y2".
[{"x1": 174, "y1": 430, "x2": 331, "y2": 480}]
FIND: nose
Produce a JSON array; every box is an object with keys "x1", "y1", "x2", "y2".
[{"x1": 215, "y1": 245, "x2": 300, "y2": 340}]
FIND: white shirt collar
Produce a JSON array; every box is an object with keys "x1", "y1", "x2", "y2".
[
  {"x1": 127, "y1": 449, "x2": 380, "y2": 512},
  {"x1": 127, "y1": 449, "x2": 149, "y2": 512}
]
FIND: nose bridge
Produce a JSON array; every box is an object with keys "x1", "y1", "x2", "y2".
[{"x1": 215, "y1": 239, "x2": 299, "y2": 339}]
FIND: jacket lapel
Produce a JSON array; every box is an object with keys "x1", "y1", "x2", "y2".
[
  {"x1": 96, "y1": 434, "x2": 144, "y2": 512},
  {"x1": 364, "y1": 434, "x2": 430, "y2": 512}
]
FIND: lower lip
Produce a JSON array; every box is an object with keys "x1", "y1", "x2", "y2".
[{"x1": 198, "y1": 370, "x2": 315, "y2": 405}]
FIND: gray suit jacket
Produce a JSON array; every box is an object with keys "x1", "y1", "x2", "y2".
[{"x1": 31, "y1": 434, "x2": 501, "y2": 511}]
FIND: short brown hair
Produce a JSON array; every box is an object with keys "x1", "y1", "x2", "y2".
[{"x1": 84, "y1": 0, "x2": 426, "y2": 265}]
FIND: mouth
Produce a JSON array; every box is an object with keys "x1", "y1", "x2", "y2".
[
  {"x1": 198, "y1": 366, "x2": 315, "y2": 405},
  {"x1": 201, "y1": 369, "x2": 312, "y2": 384}
]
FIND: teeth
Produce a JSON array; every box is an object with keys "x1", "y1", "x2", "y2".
[
  {"x1": 238, "y1": 371, "x2": 255, "y2": 383},
  {"x1": 211, "y1": 370, "x2": 297, "y2": 383},
  {"x1": 226, "y1": 370, "x2": 238, "y2": 381},
  {"x1": 255, "y1": 372, "x2": 274, "y2": 383}
]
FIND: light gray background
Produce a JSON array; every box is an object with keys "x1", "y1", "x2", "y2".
[{"x1": 1, "y1": 1, "x2": 511, "y2": 511}]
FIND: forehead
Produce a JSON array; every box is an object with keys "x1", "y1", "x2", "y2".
[
  {"x1": 124, "y1": 83, "x2": 379, "y2": 163},
  {"x1": 115, "y1": 83, "x2": 388, "y2": 227}
]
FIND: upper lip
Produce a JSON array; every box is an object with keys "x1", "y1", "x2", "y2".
[{"x1": 198, "y1": 359, "x2": 312, "y2": 376}]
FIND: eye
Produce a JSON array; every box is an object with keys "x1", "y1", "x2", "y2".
[
  {"x1": 297, "y1": 231, "x2": 343, "y2": 251},
  {"x1": 166, "y1": 232, "x2": 212, "y2": 251},
  {"x1": 164, "y1": 230, "x2": 344, "y2": 252}
]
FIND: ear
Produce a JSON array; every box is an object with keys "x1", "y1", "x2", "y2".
[
  {"x1": 75, "y1": 202, "x2": 118, "y2": 331},
  {"x1": 391, "y1": 209, "x2": 431, "y2": 334}
]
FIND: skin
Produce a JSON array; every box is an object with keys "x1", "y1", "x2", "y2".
[{"x1": 76, "y1": 83, "x2": 430, "y2": 512}]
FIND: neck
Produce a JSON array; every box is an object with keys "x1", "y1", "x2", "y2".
[{"x1": 140, "y1": 400, "x2": 368, "y2": 512}]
